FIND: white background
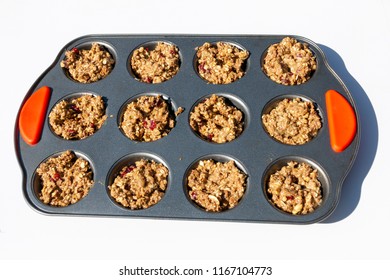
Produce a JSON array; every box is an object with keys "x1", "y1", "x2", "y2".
[{"x1": 1, "y1": 0, "x2": 389, "y2": 277}]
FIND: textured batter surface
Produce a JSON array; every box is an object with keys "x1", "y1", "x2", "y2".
[
  {"x1": 267, "y1": 161, "x2": 322, "y2": 215},
  {"x1": 131, "y1": 42, "x2": 180, "y2": 83},
  {"x1": 109, "y1": 159, "x2": 169, "y2": 210},
  {"x1": 190, "y1": 94, "x2": 244, "y2": 143},
  {"x1": 49, "y1": 95, "x2": 107, "y2": 140},
  {"x1": 61, "y1": 43, "x2": 115, "y2": 83},
  {"x1": 120, "y1": 95, "x2": 181, "y2": 142},
  {"x1": 196, "y1": 42, "x2": 249, "y2": 84},
  {"x1": 262, "y1": 98, "x2": 321, "y2": 145},
  {"x1": 263, "y1": 37, "x2": 316, "y2": 85},
  {"x1": 36, "y1": 150, "x2": 93, "y2": 207},
  {"x1": 187, "y1": 159, "x2": 247, "y2": 212}
]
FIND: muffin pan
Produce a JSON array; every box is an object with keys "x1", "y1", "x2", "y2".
[{"x1": 15, "y1": 34, "x2": 359, "y2": 224}]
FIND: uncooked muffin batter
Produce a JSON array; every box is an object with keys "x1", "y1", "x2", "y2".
[
  {"x1": 120, "y1": 95, "x2": 181, "y2": 142},
  {"x1": 267, "y1": 161, "x2": 322, "y2": 215},
  {"x1": 61, "y1": 42, "x2": 115, "y2": 83},
  {"x1": 36, "y1": 150, "x2": 94, "y2": 207},
  {"x1": 190, "y1": 94, "x2": 244, "y2": 143},
  {"x1": 187, "y1": 159, "x2": 247, "y2": 212},
  {"x1": 131, "y1": 42, "x2": 180, "y2": 83},
  {"x1": 109, "y1": 159, "x2": 169, "y2": 210},
  {"x1": 49, "y1": 95, "x2": 107, "y2": 140},
  {"x1": 263, "y1": 37, "x2": 316, "y2": 85},
  {"x1": 262, "y1": 98, "x2": 321, "y2": 145},
  {"x1": 196, "y1": 42, "x2": 249, "y2": 84}
]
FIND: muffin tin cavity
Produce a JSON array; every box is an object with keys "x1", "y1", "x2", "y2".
[
  {"x1": 118, "y1": 92, "x2": 181, "y2": 142},
  {"x1": 128, "y1": 41, "x2": 181, "y2": 83},
  {"x1": 32, "y1": 150, "x2": 95, "y2": 207},
  {"x1": 261, "y1": 37, "x2": 317, "y2": 86},
  {"x1": 61, "y1": 41, "x2": 116, "y2": 83},
  {"x1": 184, "y1": 154, "x2": 248, "y2": 212},
  {"x1": 262, "y1": 156, "x2": 329, "y2": 215},
  {"x1": 106, "y1": 152, "x2": 170, "y2": 210},
  {"x1": 16, "y1": 34, "x2": 359, "y2": 224},
  {"x1": 189, "y1": 93, "x2": 249, "y2": 144},
  {"x1": 261, "y1": 94, "x2": 323, "y2": 145},
  {"x1": 49, "y1": 92, "x2": 107, "y2": 140},
  {"x1": 194, "y1": 41, "x2": 249, "y2": 84}
]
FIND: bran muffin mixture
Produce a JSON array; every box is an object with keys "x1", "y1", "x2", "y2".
[
  {"x1": 190, "y1": 94, "x2": 244, "y2": 143},
  {"x1": 131, "y1": 42, "x2": 180, "y2": 83},
  {"x1": 49, "y1": 95, "x2": 107, "y2": 140},
  {"x1": 267, "y1": 161, "x2": 322, "y2": 215},
  {"x1": 196, "y1": 42, "x2": 249, "y2": 84},
  {"x1": 109, "y1": 159, "x2": 169, "y2": 210},
  {"x1": 120, "y1": 95, "x2": 182, "y2": 142},
  {"x1": 262, "y1": 98, "x2": 322, "y2": 145},
  {"x1": 263, "y1": 37, "x2": 317, "y2": 85},
  {"x1": 187, "y1": 159, "x2": 247, "y2": 212},
  {"x1": 36, "y1": 150, "x2": 94, "y2": 207},
  {"x1": 60, "y1": 42, "x2": 115, "y2": 83}
]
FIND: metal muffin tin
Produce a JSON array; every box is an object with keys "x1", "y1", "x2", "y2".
[{"x1": 15, "y1": 34, "x2": 360, "y2": 224}]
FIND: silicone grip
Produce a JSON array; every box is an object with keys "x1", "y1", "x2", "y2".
[
  {"x1": 325, "y1": 89, "x2": 357, "y2": 153},
  {"x1": 19, "y1": 86, "x2": 51, "y2": 145}
]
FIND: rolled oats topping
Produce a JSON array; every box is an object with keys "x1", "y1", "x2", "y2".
[
  {"x1": 196, "y1": 42, "x2": 249, "y2": 84},
  {"x1": 109, "y1": 159, "x2": 169, "y2": 210},
  {"x1": 187, "y1": 159, "x2": 247, "y2": 212},
  {"x1": 190, "y1": 94, "x2": 244, "y2": 143},
  {"x1": 263, "y1": 37, "x2": 317, "y2": 85},
  {"x1": 36, "y1": 150, "x2": 94, "y2": 207},
  {"x1": 120, "y1": 95, "x2": 181, "y2": 142},
  {"x1": 262, "y1": 98, "x2": 322, "y2": 145},
  {"x1": 61, "y1": 43, "x2": 115, "y2": 83},
  {"x1": 267, "y1": 161, "x2": 322, "y2": 215},
  {"x1": 49, "y1": 95, "x2": 107, "y2": 140},
  {"x1": 131, "y1": 42, "x2": 180, "y2": 83}
]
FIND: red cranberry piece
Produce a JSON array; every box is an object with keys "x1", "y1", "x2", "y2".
[
  {"x1": 198, "y1": 62, "x2": 205, "y2": 73},
  {"x1": 51, "y1": 172, "x2": 60, "y2": 182},
  {"x1": 143, "y1": 77, "x2": 152, "y2": 83},
  {"x1": 69, "y1": 104, "x2": 81, "y2": 113},
  {"x1": 121, "y1": 165, "x2": 135, "y2": 177},
  {"x1": 149, "y1": 120, "x2": 156, "y2": 130},
  {"x1": 72, "y1": 47, "x2": 79, "y2": 54}
]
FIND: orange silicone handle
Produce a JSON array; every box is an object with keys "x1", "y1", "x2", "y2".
[
  {"x1": 19, "y1": 86, "x2": 51, "y2": 145},
  {"x1": 325, "y1": 89, "x2": 357, "y2": 153}
]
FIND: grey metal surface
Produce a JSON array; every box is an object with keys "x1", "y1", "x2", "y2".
[{"x1": 15, "y1": 34, "x2": 360, "y2": 224}]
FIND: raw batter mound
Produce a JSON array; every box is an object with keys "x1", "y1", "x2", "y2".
[
  {"x1": 187, "y1": 159, "x2": 247, "y2": 212},
  {"x1": 262, "y1": 98, "x2": 321, "y2": 145},
  {"x1": 196, "y1": 42, "x2": 249, "y2": 84},
  {"x1": 61, "y1": 43, "x2": 115, "y2": 83},
  {"x1": 109, "y1": 159, "x2": 169, "y2": 210},
  {"x1": 131, "y1": 42, "x2": 180, "y2": 83},
  {"x1": 263, "y1": 37, "x2": 316, "y2": 85},
  {"x1": 190, "y1": 94, "x2": 244, "y2": 143},
  {"x1": 120, "y1": 95, "x2": 181, "y2": 142},
  {"x1": 267, "y1": 161, "x2": 322, "y2": 215},
  {"x1": 49, "y1": 95, "x2": 107, "y2": 140},
  {"x1": 36, "y1": 150, "x2": 93, "y2": 207}
]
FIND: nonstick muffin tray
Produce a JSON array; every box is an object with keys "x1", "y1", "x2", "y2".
[{"x1": 15, "y1": 34, "x2": 360, "y2": 224}]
